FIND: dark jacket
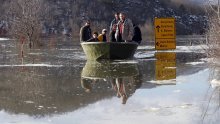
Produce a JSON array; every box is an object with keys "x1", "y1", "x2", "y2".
[
  {"x1": 86, "y1": 38, "x2": 99, "y2": 42},
  {"x1": 110, "y1": 19, "x2": 119, "y2": 32},
  {"x1": 80, "y1": 25, "x2": 92, "y2": 41},
  {"x1": 132, "y1": 25, "x2": 142, "y2": 44},
  {"x1": 109, "y1": 31, "x2": 116, "y2": 42},
  {"x1": 115, "y1": 19, "x2": 133, "y2": 42}
]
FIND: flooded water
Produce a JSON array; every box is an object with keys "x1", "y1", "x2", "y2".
[{"x1": 0, "y1": 37, "x2": 219, "y2": 124}]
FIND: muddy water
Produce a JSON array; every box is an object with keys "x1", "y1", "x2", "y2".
[{"x1": 0, "y1": 38, "x2": 218, "y2": 124}]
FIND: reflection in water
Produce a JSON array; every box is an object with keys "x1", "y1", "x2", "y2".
[
  {"x1": 81, "y1": 61, "x2": 141, "y2": 104},
  {"x1": 155, "y1": 52, "x2": 176, "y2": 81}
]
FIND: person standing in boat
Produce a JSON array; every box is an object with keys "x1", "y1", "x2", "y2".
[
  {"x1": 115, "y1": 12, "x2": 134, "y2": 42},
  {"x1": 132, "y1": 23, "x2": 142, "y2": 44},
  {"x1": 87, "y1": 32, "x2": 99, "y2": 42},
  {"x1": 98, "y1": 29, "x2": 107, "y2": 42},
  {"x1": 110, "y1": 12, "x2": 120, "y2": 32},
  {"x1": 80, "y1": 20, "x2": 92, "y2": 42},
  {"x1": 109, "y1": 13, "x2": 119, "y2": 42}
]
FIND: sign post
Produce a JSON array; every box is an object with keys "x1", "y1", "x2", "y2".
[{"x1": 154, "y1": 18, "x2": 176, "y2": 50}]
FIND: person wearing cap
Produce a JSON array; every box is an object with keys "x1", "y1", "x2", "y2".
[
  {"x1": 98, "y1": 29, "x2": 107, "y2": 42},
  {"x1": 80, "y1": 20, "x2": 92, "y2": 42},
  {"x1": 86, "y1": 32, "x2": 99, "y2": 42}
]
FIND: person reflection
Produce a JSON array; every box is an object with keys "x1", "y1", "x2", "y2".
[{"x1": 112, "y1": 78, "x2": 128, "y2": 104}]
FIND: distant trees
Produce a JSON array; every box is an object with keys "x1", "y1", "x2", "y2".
[
  {"x1": 5, "y1": 0, "x2": 48, "y2": 48},
  {"x1": 205, "y1": 0, "x2": 220, "y2": 62},
  {"x1": 0, "y1": 0, "x2": 208, "y2": 41}
]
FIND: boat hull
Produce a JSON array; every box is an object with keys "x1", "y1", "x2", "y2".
[{"x1": 81, "y1": 42, "x2": 138, "y2": 60}]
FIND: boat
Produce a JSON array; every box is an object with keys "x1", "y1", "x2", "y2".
[
  {"x1": 81, "y1": 42, "x2": 138, "y2": 60},
  {"x1": 81, "y1": 61, "x2": 139, "y2": 79}
]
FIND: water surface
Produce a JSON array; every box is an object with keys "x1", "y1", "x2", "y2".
[{"x1": 0, "y1": 38, "x2": 218, "y2": 124}]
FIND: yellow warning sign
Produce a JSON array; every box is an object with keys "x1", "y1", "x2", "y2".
[
  {"x1": 154, "y1": 18, "x2": 176, "y2": 50},
  {"x1": 155, "y1": 52, "x2": 176, "y2": 81},
  {"x1": 155, "y1": 18, "x2": 176, "y2": 39},
  {"x1": 155, "y1": 39, "x2": 176, "y2": 50}
]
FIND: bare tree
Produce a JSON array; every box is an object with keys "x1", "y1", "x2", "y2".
[
  {"x1": 205, "y1": 0, "x2": 220, "y2": 65},
  {"x1": 5, "y1": 0, "x2": 48, "y2": 48}
]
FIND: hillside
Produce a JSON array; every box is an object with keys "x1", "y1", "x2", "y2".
[{"x1": 0, "y1": 0, "x2": 207, "y2": 37}]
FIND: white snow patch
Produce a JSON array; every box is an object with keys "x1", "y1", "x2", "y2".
[{"x1": 186, "y1": 62, "x2": 205, "y2": 65}]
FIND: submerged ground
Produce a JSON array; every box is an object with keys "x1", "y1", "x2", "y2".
[{"x1": 0, "y1": 37, "x2": 219, "y2": 124}]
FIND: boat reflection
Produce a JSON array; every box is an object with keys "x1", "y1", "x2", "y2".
[{"x1": 81, "y1": 61, "x2": 141, "y2": 104}]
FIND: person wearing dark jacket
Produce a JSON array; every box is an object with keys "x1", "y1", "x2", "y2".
[
  {"x1": 86, "y1": 32, "x2": 99, "y2": 42},
  {"x1": 109, "y1": 13, "x2": 119, "y2": 42},
  {"x1": 132, "y1": 24, "x2": 142, "y2": 44},
  {"x1": 80, "y1": 21, "x2": 92, "y2": 42},
  {"x1": 115, "y1": 12, "x2": 133, "y2": 42},
  {"x1": 110, "y1": 12, "x2": 120, "y2": 32}
]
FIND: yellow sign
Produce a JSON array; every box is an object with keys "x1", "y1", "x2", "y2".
[
  {"x1": 154, "y1": 18, "x2": 176, "y2": 50},
  {"x1": 155, "y1": 39, "x2": 176, "y2": 50},
  {"x1": 155, "y1": 52, "x2": 176, "y2": 81},
  {"x1": 155, "y1": 18, "x2": 176, "y2": 39}
]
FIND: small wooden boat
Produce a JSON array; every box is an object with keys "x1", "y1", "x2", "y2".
[{"x1": 81, "y1": 42, "x2": 138, "y2": 60}]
